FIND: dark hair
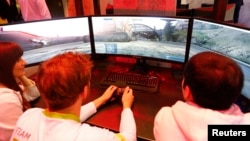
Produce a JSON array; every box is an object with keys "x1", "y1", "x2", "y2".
[
  {"x1": 0, "y1": 0, "x2": 23, "y2": 22},
  {"x1": 37, "y1": 52, "x2": 93, "y2": 110},
  {"x1": 183, "y1": 52, "x2": 244, "y2": 110},
  {"x1": 0, "y1": 42, "x2": 23, "y2": 93}
]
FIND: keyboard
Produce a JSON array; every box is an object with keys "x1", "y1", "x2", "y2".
[{"x1": 99, "y1": 71, "x2": 160, "y2": 93}]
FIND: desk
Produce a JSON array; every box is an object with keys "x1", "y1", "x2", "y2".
[
  {"x1": 85, "y1": 56, "x2": 184, "y2": 140},
  {"x1": 31, "y1": 56, "x2": 184, "y2": 141}
]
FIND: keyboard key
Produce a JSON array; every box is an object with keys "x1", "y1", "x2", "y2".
[{"x1": 99, "y1": 71, "x2": 160, "y2": 93}]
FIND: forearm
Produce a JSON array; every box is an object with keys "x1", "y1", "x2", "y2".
[
  {"x1": 79, "y1": 102, "x2": 97, "y2": 122},
  {"x1": 93, "y1": 96, "x2": 109, "y2": 109},
  {"x1": 92, "y1": 85, "x2": 117, "y2": 109},
  {"x1": 23, "y1": 85, "x2": 40, "y2": 101},
  {"x1": 18, "y1": 76, "x2": 40, "y2": 101},
  {"x1": 119, "y1": 108, "x2": 136, "y2": 141}
]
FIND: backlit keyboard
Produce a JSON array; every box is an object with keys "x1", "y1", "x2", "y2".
[{"x1": 99, "y1": 71, "x2": 160, "y2": 93}]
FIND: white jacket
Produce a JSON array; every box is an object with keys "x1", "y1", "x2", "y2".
[
  {"x1": 154, "y1": 100, "x2": 250, "y2": 141},
  {"x1": 0, "y1": 86, "x2": 40, "y2": 141},
  {"x1": 10, "y1": 102, "x2": 136, "y2": 141}
]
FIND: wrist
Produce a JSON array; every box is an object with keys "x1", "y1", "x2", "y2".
[
  {"x1": 123, "y1": 104, "x2": 131, "y2": 109},
  {"x1": 19, "y1": 75, "x2": 34, "y2": 87},
  {"x1": 93, "y1": 97, "x2": 107, "y2": 109}
]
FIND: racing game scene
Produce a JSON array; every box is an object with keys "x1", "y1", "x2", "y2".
[
  {"x1": 189, "y1": 19, "x2": 250, "y2": 99},
  {"x1": 0, "y1": 17, "x2": 91, "y2": 65},
  {"x1": 91, "y1": 16, "x2": 190, "y2": 63}
]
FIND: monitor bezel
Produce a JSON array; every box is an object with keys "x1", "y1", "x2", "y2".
[
  {"x1": 90, "y1": 15, "x2": 192, "y2": 65},
  {"x1": 0, "y1": 16, "x2": 93, "y2": 67},
  {"x1": 188, "y1": 17, "x2": 250, "y2": 58}
]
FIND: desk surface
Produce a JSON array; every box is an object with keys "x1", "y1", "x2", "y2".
[
  {"x1": 85, "y1": 56, "x2": 184, "y2": 140},
  {"x1": 31, "y1": 56, "x2": 184, "y2": 141}
]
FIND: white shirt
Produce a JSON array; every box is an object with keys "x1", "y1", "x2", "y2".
[
  {"x1": 154, "y1": 101, "x2": 250, "y2": 141},
  {"x1": 10, "y1": 102, "x2": 137, "y2": 141},
  {"x1": 0, "y1": 86, "x2": 40, "y2": 141}
]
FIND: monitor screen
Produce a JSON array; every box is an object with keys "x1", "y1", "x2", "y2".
[
  {"x1": 91, "y1": 15, "x2": 191, "y2": 64},
  {"x1": 189, "y1": 18, "x2": 250, "y2": 99},
  {"x1": 0, "y1": 17, "x2": 91, "y2": 66}
]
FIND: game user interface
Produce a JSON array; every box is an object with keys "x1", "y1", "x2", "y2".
[
  {"x1": 0, "y1": 17, "x2": 91, "y2": 66},
  {"x1": 91, "y1": 16, "x2": 190, "y2": 63},
  {"x1": 189, "y1": 18, "x2": 250, "y2": 99}
]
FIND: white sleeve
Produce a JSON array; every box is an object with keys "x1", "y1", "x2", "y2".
[
  {"x1": 0, "y1": 94, "x2": 23, "y2": 141},
  {"x1": 23, "y1": 85, "x2": 40, "y2": 101},
  {"x1": 79, "y1": 102, "x2": 97, "y2": 122},
  {"x1": 153, "y1": 108, "x2": 163, "y2": 141},
  {"x1": 119, "y1": 108, "x2": 137, "y2": 141}
]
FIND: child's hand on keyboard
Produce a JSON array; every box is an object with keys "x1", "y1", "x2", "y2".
[{"x1": 93, "y1": 85, "x2": 118, "y2": 107}]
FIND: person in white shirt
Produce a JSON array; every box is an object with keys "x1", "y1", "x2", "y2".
[
  {"x1": 154, "y1": 51, "x2": 250, "y2": 141},
  {"x1": 11, "y1": 52, "x2": 136, "y2": 141},
  {"x1": 0, "y1": 42, "x2": 40, "y2": 141},
  {"x1": 17, "y1": 0, "x2": 51, "y2": 21}
]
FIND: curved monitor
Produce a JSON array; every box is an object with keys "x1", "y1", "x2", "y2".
[
  {"x1": 90, "y1": 15, "x2": 191, "y2": 64},
  {"x1": 189, "y1": 18, "x2": 250, "y2": 100},
  {"x1": 0, "y1": 16, "x2": 91, "y2": 66}
]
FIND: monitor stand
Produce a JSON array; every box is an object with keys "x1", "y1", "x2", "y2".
[{"x1": 129, "y1": 57, "x2": 149, "y2": 74}]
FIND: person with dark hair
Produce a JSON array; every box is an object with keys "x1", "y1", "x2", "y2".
[
  {"x1": 10, "y1": 52, "x2": 136, "y2": 141},
  {"x1": 0, "y1": 42, "x2": 40, "y2": 140},
  {"x1": 153, "y1": 52, "x2": 250, "y2": 141},
  {"x1": 0, "y1": 0, "x2": 23, "y2": 23}
]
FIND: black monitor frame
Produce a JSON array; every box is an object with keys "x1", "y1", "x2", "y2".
[
  {"x1": 0, "y1": 16, "x2": 93, "y2": 67},
  {"x1": 89, "y1": 15, "x2": 192, "y2": 68}
]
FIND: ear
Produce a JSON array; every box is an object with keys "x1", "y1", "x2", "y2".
[
  {"x1": 82, "y1": 87, "x2": 87, "y2": 100},
  {"x1": 183, "y1": 85, "x2": 193, "y2": 101},
  {"x1": 182, "y1": 79, "x2": 193, "y2": 101},
  {"x1": 82, "y1": 81, "x2": 91, "y2": 100}
]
